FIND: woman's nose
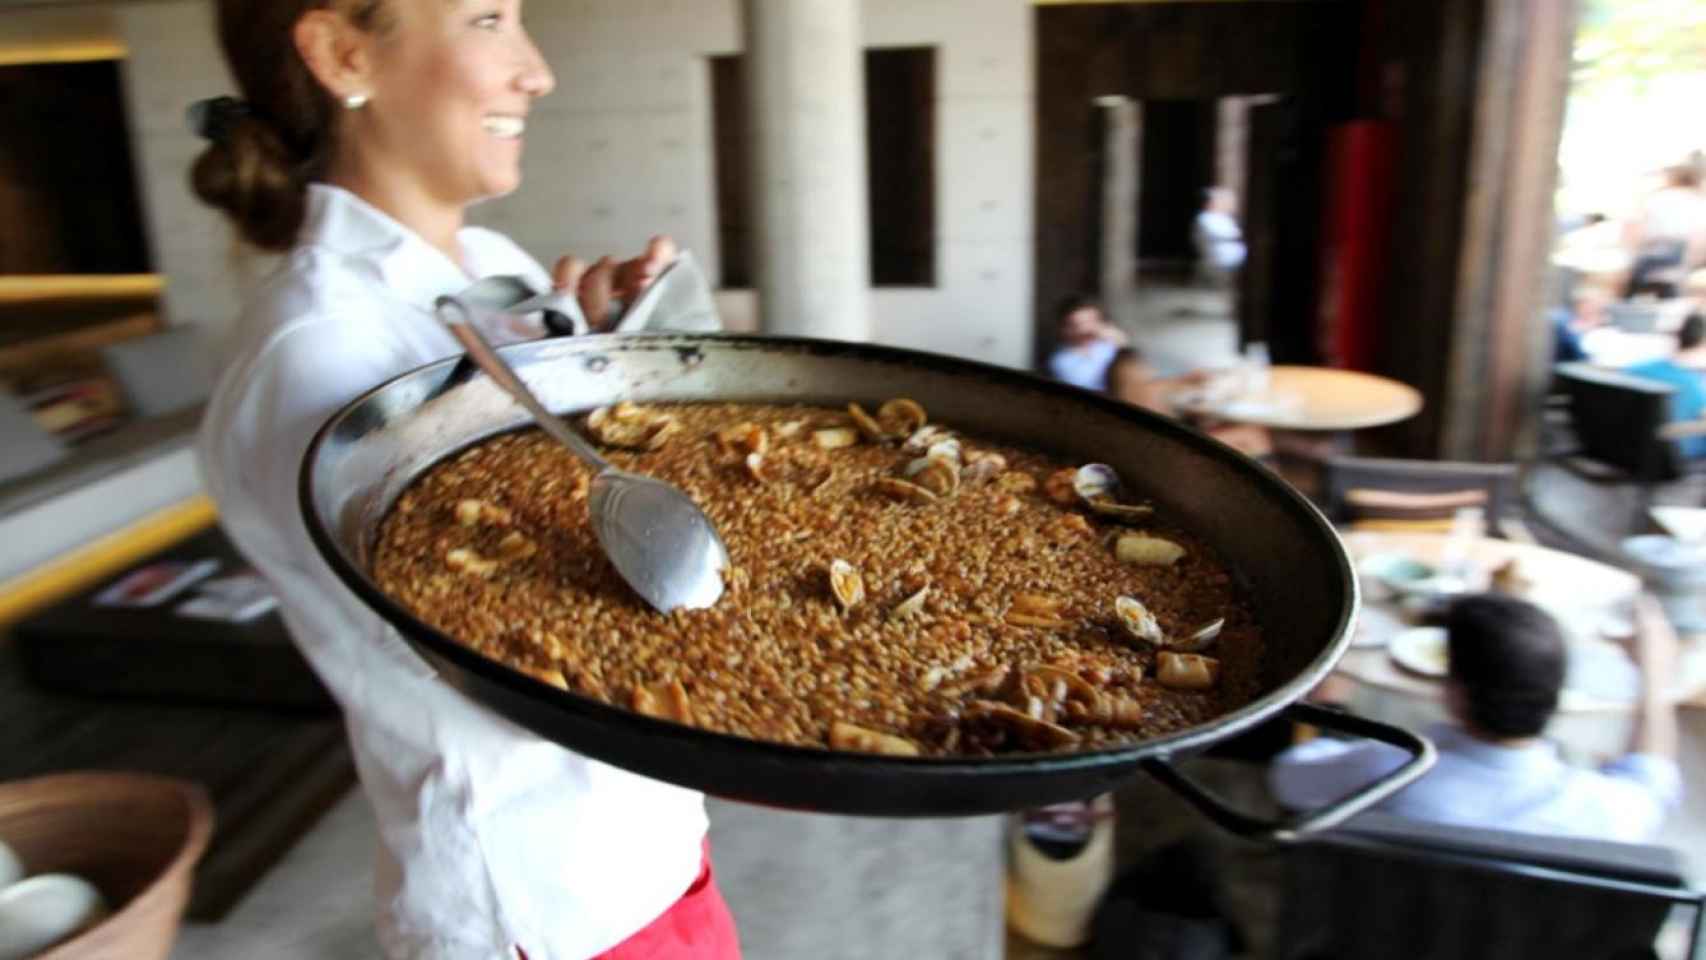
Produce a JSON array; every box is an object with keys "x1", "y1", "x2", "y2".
[{"x1": 517, "y1": 31, "x2": 555, "y2": 98}]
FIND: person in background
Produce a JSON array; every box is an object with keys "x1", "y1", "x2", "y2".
[
  {"x1": 1270, "y1": 593, "x2": 1682, "y2": 844},
  {"x1": 1104, "y1": 348, "x2": 1272, "y2": 459},
  {"x1": 1047, "y1": 294, "x2": 1129, "y2": 391},
  {"x1": 1549, "y1": 286, "x2": 1612, "y2": 364},
  {"x1": 1624, "y1": 313, "x2": 1706, "y2": 460},
  {"x1": 1624, "y1": 162, "x2": 1706, "y2": 298},
  {"x1": 1193, "y1": 187, "x2": 1247, "y2": 284},
  {"x1": 190, "y1": 1, "x2": 738, "y2": 957}
]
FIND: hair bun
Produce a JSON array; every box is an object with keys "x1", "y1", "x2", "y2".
[{"x1": 190, "y1": 113, "x2": 307, "y2": 252}]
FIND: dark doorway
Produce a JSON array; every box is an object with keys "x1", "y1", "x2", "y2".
[{"x1": 1136, "y1": 99, "x2": 1216, "y2": 264}]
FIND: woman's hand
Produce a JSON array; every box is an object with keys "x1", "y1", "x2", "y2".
[{"x1": 552, "y1": 235, "x2": 678, "y2": 332}]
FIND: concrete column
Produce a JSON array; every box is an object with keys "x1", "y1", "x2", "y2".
[
  {"x1": 1096, "y1": 97, "x2": 1140, "y2": 326},
  {"x1": 742, "y1": 0, "x2": 871, "y2": 340}
]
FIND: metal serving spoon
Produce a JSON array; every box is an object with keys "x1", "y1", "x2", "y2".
[{"x1": 434, "y1": 294, "x2": 729, "y2": 613}]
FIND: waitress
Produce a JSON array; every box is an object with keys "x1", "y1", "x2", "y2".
[{"x1": 190, "y1": 0, "x2": 739, "y2": 957}]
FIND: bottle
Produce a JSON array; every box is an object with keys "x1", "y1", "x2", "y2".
[
  {"x1": 1439, "y1": 506, "x2": 1485, "y2": 588},
  {"x1": 1242, "y1": 340, "x2": 1270, "y2": 398}
]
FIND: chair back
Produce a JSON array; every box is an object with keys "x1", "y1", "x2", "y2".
[
  {"x1": 1554, "y1": 362, "x2": 1682, "y2": 483},
  {"x1": 1321, "y1": 456, "x2": 1520, "y2": 538},
  {"x1": 1274, "y1": 812, "x2": 1699, "y2": 960}
]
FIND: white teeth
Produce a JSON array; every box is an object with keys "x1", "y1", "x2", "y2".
[{"x1": 483, "y1": 115, "x2": 525, "y2": 138}]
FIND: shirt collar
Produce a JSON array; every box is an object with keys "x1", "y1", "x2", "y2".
[
  {"x1": 1428, "y1": 722, "x2": 1563, "y2": 775},
  {"x1": 300, "y1": 183, "x2": 494, "y2": 313}
]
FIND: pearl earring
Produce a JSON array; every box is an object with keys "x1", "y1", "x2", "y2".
[{"x1": 343, "y1": 92, "x2": 369, "y2": 110}]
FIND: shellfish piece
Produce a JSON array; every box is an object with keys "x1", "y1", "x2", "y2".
[
  {"x1": 496, "y1": 531, "x2": 537, "y2": 560},
  {"x1": 1065, "y1": 695, "x2": 1145, "y2": 729},
  {"x1": 641, "y1": 416, "x2": 682, "y2": 451},
  {"x1": 902, "y1": 424, "x2": 950, "y2": 453},
  {"x1": 829, "y1": 721, "x2": 921, "y2": 756},
  {"x1": 1073, "y1": 463, "x2": 1122, "y2": 503},
  {"x1": 1156, "y1": 652, "x2": 1220, "y2": 691},
  {"x1": 632, "y1": 678, "x2": 695, "y2": 723},
  {"x1": 1043, "y1": 468, "x2": 1079, "y2": 504},
  {"x1": 744, "y1": 452, "x2": 771, "y2": 484},
  {"x1": 1028, "y1": 664, "x2": 1099, "y2": 706},
  {"x1": 812, "y1": 427, "x2": 859, "y2": 449},
  {"x1": 875, "y1": 476, "x2": 938, "y2": 504},
  {"x1": 455, "y1": 499, "x2": 484, "y2": 526},
  {"x1": 890, "y1": 584, "x2": 930, "y2": 620},
  {"x1": 962, "y1": 452, "x2": 1007, "y2": 485},
  {"x1": 1114, "y1": 596, "x2": 1165, "y2": 646},
  {"x1": 995, "y1": 471, "x2": 1039, "y2": 494},
  {"x1": 1114, "y1": 532, "x2": 1187, "y2": 566},
  {"x1": 912, "y1": 458, "x2": 960, "y2": 498},
  {"x1": 1172, "y1": 617, "x2": 1225, "y2": 651},
  {"x1": 1010, "y1": 593, "x2": 1065, "y2": 617},
  {"x1": 445, "y1": 547, "x2": 498, "y2": 578},
  {"x1": 878, "y1": 398, "x2": 928, "y2": 435},
  {"x1": 1074, "y1": 463, "x2": 1155, "y2": 523},
  {"x1": 847, "y1": 402, "x2": 891, "y2": 442},
  {"x1": 1088, "y1": 500, "x2": 1155, "y2": 524},
  {"x1": 964, "y1": 700, "x2": 1081, "y2": 748},
  {"x1": 715, "y1": 421, "x2": 768, "y2": 457},
  {"x1": 828, "y1": 559, "x2": 865, "y2": 612},
  {"x1": 925, "y1": 439, "x2": 963, "y2": 465},
  {"x1": 774, "y1": 419, "x2": 806, "y2": 439}
]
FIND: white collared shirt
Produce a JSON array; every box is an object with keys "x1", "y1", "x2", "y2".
[
  {"x1": 199, "y1": 184, "x2": 707, "y2": 960},
  {"x1": 1269, "y1": 722, "x2": 1682, "y2": 845}
]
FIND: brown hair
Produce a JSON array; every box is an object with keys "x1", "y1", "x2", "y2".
[{"x1": 190, "y1": 0, "x2": 391, "y2": 251}]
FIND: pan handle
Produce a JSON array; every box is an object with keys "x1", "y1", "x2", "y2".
[{"x1": 1139, "y1": 703, "x2": 1436, "y2": 842}]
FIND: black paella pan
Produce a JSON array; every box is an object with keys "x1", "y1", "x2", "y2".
[{"x1": 300, "y1": 333, "x2": 1433, "y2": 837}]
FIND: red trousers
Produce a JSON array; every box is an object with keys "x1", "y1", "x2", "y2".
[{"x1": 520, "y1": 841, "x2": 741, "y2": 960}]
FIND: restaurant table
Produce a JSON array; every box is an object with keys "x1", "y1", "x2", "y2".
[
  {"x1": 1333, "y1": 530, "x2": 1706, "y2": 759},
  {"x1": 1170, "y1": 365, "x2": 1423, "y2": 432}
]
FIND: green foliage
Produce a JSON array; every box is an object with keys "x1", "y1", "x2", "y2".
[{"x1": 1574, "y1": 0, "x2": 1706, "y2": 94}]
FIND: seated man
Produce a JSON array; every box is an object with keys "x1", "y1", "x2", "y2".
[
  {"x1": 1270, "y1": 593, "x2": 1681, "y2": 844},
  {"x1": 1624, "y1": 312, "x2": 1706, "y2": 459},
  {"x1": 1104, "y1": 348, "x2": 1272, "y2": 458},
  {"x1": 1046, "y1": 295, "x2": 1129, "y2": 392}
]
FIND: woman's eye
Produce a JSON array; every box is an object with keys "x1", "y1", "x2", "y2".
[{"x1": 472, "y1": 12, "x2": 502, "y2": 29}]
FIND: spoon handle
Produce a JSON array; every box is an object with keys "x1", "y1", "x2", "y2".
[{"x1": 435, "y1": 295, "x2": 612, "y2": 472}]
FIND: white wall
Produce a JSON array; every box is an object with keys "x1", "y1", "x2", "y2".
[{"x1": 114, "y1": 0, "x2": 1034, "y2": 368}]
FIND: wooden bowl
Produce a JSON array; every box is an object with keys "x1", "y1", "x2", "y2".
[{"x1": 0, "y1": 773, "x2": 213, "y2": 960}]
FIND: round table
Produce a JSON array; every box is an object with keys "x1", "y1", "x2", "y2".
[
  {"x1": 1171, "y1": 366, "x2": 1423, "y2": 432},
  {"x1": 1335, "y1": 530, "x2": 1706, "y2": 713}
]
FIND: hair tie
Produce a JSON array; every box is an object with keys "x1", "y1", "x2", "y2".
[{"x1": 187, "y1": 96, "x2": 251, "y2": 144}]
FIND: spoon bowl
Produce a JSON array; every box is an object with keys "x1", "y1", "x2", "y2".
[{"x1": 435, "y1": 294, "x2": 728, "y2": 613}]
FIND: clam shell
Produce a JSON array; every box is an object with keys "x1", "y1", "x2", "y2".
[
  {"x1": 847, "y1": 403, "x2": 891, "y2": 442},
  {"x1": 1073, "y1": 463, "x2": 1122, "y2": 502},
  {"x1": 878, "y1": 398, "x2": 928, "y2": 435},
  {"x1": 828, "y1": 559, "x2": 865, "y2": 611},
  {"x1": 1114, "y1": 595, "x2": 1164, "y2": 645}
]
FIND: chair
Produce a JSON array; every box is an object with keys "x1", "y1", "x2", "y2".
[
  {"x1": 1274, "y1": 812, "x2": 1704, "y2": 960},
  {"x1": 1320, "y1": 455, "x2": 1525, "y2": 540},
  {"x1": 1552, "y1": 362, "x2": 1706, "y2": 519}
]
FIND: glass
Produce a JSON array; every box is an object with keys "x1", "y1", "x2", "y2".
[{"x1": 1241, "y1": 340, "x2": 1270, "y2": 398}]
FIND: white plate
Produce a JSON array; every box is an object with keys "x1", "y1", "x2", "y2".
[
  {"x1": 0, "y1": 842, "x2": 18, "y2": 890},
  {"x1": 1387, "y1": 626, "x2": 1449, "y2": 678},
  {"x1": 0, "y1": 873, "x2": 109, "y2": 960}
]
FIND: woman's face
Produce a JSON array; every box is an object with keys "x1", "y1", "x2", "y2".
[{"x1": 359, "y1": 0, "x2": 554, "y2": 208}]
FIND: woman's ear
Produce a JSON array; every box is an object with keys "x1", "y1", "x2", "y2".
[{"x1": 293, "y1": 8, "x2": 376, "y2": 103}]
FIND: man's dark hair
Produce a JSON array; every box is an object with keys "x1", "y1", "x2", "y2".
[
  {"x1": 1679, "y1": 313, "x2": 1704, "y2": 351},
  {"x1": 1445, "y1": 593, "x2": 1566, "y2": 739},
  {"x1": 1055, "y1": 293, "x2": 1101, "y2": 324}
]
